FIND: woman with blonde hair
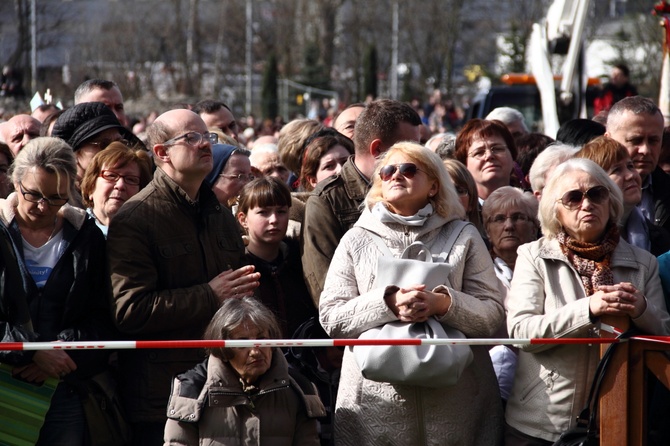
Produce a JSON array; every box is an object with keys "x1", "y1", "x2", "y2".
[{"x1": 320, "y1": 141, "x2": 505, "y2": 445}]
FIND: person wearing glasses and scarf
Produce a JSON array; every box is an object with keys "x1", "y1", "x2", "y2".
[
  {"x1": 320, "y1": 141, "x2": 505, "y2": 445},
  {"x1": 505, "y1": 158, "x2": 670, "y2": 445},
  {"x1": 0, "y1": 137, "x2": 114, "y2": 445}
]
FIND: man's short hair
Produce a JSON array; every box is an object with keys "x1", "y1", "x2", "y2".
[
  {"x1": 74, "y1": 79, "x2": 119, "y2": 103},
  {"x1": 145, "y1": 120, "x2": 172, "y2": 152},
  {"x1": 192, "y1": 100, "x2": 232, "y2": 115},
  {"x1": 353, "y1": 99, "x2": 421, "y2": 155},
  {"x1": 606, "y1": 96, "x2": 662, "y2": 133}
]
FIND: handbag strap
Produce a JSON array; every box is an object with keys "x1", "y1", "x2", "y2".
[
  {"x1": 368, "y1": 219, "x2": 470, "y2": 263},
  {"x1": 577, "y1": 329, "x2": 632, "y2": 432}
]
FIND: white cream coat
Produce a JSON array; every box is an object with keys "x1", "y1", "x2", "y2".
[
  {"x1": 505, "y1": 237, "x2": 670, "y2": 442},
  {"x1": 320, "y1": 207, "x2": 506, "y2": 445}
]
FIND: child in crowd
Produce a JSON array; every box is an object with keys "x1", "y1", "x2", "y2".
[{"x1": 236, "y1": 176, "x2": 317, "y2": 338}]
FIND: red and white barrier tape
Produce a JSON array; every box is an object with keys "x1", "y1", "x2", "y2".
[{"x1": 0, "y1": 337, "x2": 643, "y2": 351}]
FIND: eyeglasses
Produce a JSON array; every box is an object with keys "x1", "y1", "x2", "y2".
[
  {"x1": 467, "y1": 146, "x2": 508, "y2": 160},
  {"x1": 164, "y1": 132, "x2": 218, "y2": 147},
  {"x1": 100, "y1": 170, "x2": 141, "y2": 186},
  {"x1": 219, "y1": 173, "x2": 255, "y2": 182},
  {"x1": 489, "y1": 213, "x2": 531, "y2": 225},
  {"x1": 557, "y1": 185, "x2": 610, "y2": 210},
  {"x1": 18, "y1": 182, "x2": 69, "y2": 207},
  {"x1": 379, "y1": 163, "x2": 423, "y2": 181}
]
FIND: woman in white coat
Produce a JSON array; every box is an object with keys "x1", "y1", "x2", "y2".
[
  {"x1": 505, "y1": 158, "x2": 670, "y2": 445},
  {"x1": 319, "y1": 141, "x2": 506, "y2": 445}
]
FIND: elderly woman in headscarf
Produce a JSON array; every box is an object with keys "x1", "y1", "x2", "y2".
[
  {"x1": 505, "y1": 158, "x2": 670, "y2": 445},
  {"x1": 203, "y1": 144, "x2": 253, "y2": 207}
]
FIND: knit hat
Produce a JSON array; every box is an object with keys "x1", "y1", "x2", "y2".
[
  {"x1": 51, "y1": 102, "x2": 132, "y2": 151},
  {"x1": 204, "y1": 144, "x2": 238, "y2": 188}
]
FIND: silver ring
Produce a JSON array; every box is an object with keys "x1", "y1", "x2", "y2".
[{"x1": 233, "y1": 286, "x2": 238, "y2": 295}]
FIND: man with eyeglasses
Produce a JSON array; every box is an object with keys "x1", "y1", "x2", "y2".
[
  {"x1": 301, "y1": 99, "x2": 422, "y2": 305},
  {"x1": 107, "y1": 109, "x2": 259, "y2": 445}
]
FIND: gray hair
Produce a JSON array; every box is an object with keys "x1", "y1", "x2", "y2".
[
  {"x1": 482, "y1": 186, "x2": 539, "y2": 229},
  {"x1": 10, "y1": 137, "x2": 77, "y2": 198},
  {"x1": 485, "y1": 107, "x2": 528, "y2": 132},
  {"x1": 539, "y1": 158, "x2": 623, "y2": 238},
  {"x1": 74, "y1": 79, "x2": 118, "y2": 104},
  {"x1": 606, "y1": 96, "x2": 662, "y2": 134},
  {"x1": 203, "y1": 297, "x2": 281, "y2": 361},
  {"x1": 528, "y1": 143, "x2": 579, "y2": 195}
]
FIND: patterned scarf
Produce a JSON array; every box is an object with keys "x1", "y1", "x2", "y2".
[{"x1": 557, "y1": 224, "x2": 620, "y2": 295}]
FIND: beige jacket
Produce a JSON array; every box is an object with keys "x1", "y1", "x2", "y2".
[
  {"x1": 320, "y1": 208, "x2": 506, "y2": 445},
  {"x1": 506, "y1": 237, "x2": 670, "y2": 442}
]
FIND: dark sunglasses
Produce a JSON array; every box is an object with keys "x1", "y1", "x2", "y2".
[
  {"x1": 379, "y1": 163, "x2": 422, "y2": 181},
  {"x1": 557, "y1": 185, "x2": 610, "y2": 210}
]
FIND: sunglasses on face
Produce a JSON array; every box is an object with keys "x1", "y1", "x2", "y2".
[
  {"x1": 557, "y1": 185, "x2": 610, "y2": 210},
  {"x1": 379, "y1": 163, "x2": 423, "y2": 181}
]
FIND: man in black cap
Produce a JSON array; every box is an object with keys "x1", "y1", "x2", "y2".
[{"x1": 51, "y1": 102, "x2": 139, "y2": 184}]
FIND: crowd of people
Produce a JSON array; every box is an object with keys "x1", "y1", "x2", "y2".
[{"x1": 0, "y1": 75, "x2": 670, "y2": 446}]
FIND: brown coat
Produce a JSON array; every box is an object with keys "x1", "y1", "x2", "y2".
[
  {"x1": 164, "y1": 352, "x2": 325, "y2": 446},
  {"x1": 301, "y1": 157, "x2": 369, "y2": 305},
  {"x1": 108, "y1": 166, "x2": 245, "y2": 422}
]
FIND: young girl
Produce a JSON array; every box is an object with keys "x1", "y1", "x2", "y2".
[{"x1": 236, "y1": 176, "x2": 317, "y2": 338}]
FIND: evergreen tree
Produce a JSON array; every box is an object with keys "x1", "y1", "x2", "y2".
[
  {"x1": 363, "y1": 44, "x2": 378, "y2": 100},
  {"x1": 261, "y1": 53, "x2": 279, "y2": 120}
]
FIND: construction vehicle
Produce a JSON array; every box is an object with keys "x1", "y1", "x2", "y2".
[{"x1": 467, "y1": 0, "x2": 595, "y2": 137}]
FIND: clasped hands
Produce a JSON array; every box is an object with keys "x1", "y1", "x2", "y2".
[
  {"x1": 589, "y1": 282, "x2": 647, "y2": 318},
  {"x1": 385, "y1": 284, "x2": 451, "y2": 322}
]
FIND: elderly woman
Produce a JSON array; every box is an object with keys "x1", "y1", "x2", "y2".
[
  {"x1": 576, "y1": 135, "x2": 670, "y2": 256},
  {"x1": 0, "y1": 137, "x2": 113, "y2": 445},
  {"x1": 505, "y1": 158, "x2": 670, "y2": 445},
  {"x1": 320, "y1": 141, "x2": 505, "y2": 445},
  {"x1": 164, "y1": 297, "x2": 325, "y2": 445},
  {"x1": 481, "y1": 186, "x2": 539, "y2": 405},
  {"x1": 80, "y1": 142, "x2": 153, "y2": 236},
  {"x1": 203, "y1": 144, "x2": 253, "y2": 207},
  {"x1": 298, "y1": 128, "x2": 354, "y2": 191},
  {"x1": 482, "y1": 186, "x2": 539, "y2": 289},
  {"x1": 455, "y1": 118, "x2": 519, "y2": 202}
]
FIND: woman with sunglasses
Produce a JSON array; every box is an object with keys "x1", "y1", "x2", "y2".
[
  {"x1": 80, "y1": 142, "x2": 153, "y2": 237},
  {"x1": 0, "y1": 137, "x2": 116, "y2": 445},
  {"x1": 320, "y1": 141, "x2": 505, "y2": 445},
  {"x1": 505, "y1": 158, "x2": 670, "y2": 445},
  {"x1": 575, "y1": 136, "x2": 670, "y2": 256}
]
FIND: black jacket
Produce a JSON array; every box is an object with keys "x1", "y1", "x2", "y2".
[{"x1": 0, "y1": 199, "x2": 113, "y2": 380}]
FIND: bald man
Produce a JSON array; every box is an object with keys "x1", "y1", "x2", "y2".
[
  {"x1": 0, "y1": 114, "x2": 40, "y2": 155},
  {"x1": 107, "y1": 109, "x2": 258, "y2": 445}
]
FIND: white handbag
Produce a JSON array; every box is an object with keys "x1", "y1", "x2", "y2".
[{"x1": 353, "y1": 220, "x2": 474, "y2": 387}]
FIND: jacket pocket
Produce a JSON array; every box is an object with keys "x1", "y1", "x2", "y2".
[
  {"x1": 158, "y1": 240, "x2": 195, "y2": 258},
  {"x1": 519, "y1": 367, "x2": 560, "y2": 405}
]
